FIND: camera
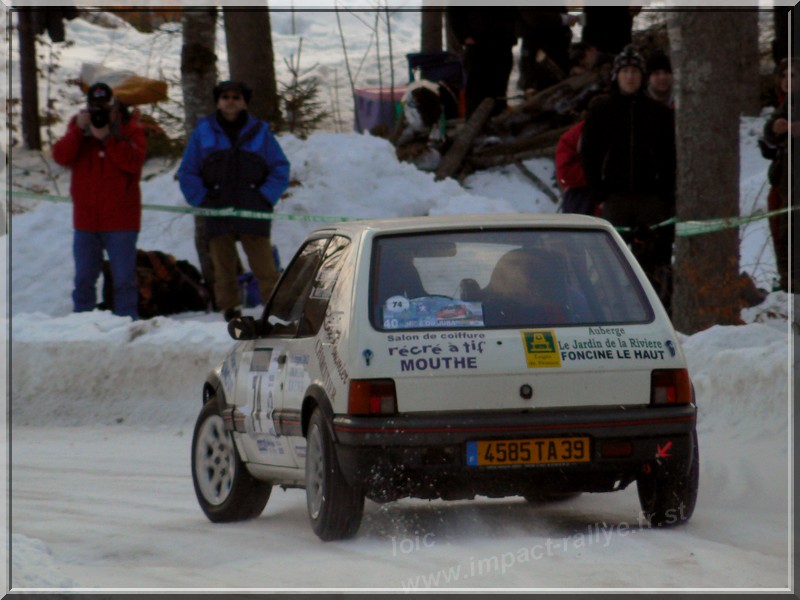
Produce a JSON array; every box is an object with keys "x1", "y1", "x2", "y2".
[{"x1": 88, "y1": 106, "x2": 110, "y2": 128}]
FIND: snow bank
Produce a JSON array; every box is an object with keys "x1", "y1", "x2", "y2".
[{"x1": 10, "y1": 312, "x2": 230, "y2": 428}]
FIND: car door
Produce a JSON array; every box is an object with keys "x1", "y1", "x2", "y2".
[
  {"x1": 237, "y1": 237, "x2": 330, "y2": 466},
  {"x1": 270, "y1": 235, "x2": 354, "y2": 465}
]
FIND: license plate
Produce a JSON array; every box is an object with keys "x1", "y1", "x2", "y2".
[{"x1": 466, "y1": 437, "x2": 591, "y2": 467}]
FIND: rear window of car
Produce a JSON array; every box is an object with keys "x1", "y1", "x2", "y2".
[{"x1": 370, "y1": 229, "x2": 653, "y2": 331}]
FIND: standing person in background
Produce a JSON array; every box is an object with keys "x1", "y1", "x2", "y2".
[
  {"x1": 178, "y1": 81, "x2": 290, "y2": 322},
  {"x1": 581, "y1": 6, "x2": 640, "y2": 56},
  {"x1": 762, "y1": 58, "x2": 799, "y2": 293},
  {"x1": 555, "y1": 119, "x2": 595, "y2": 216},
  {"x1": 516, "y1": 8, "x2": 579, "y2": 93},
  {"x1": 580, "y1": 45, "x2": 676, "y2": 312},
  {"x1": 446, "y1": 6, "x2": 518, "y2": 118},
  {"x1": 52, "y1": 82, "x2": 146, "y2": 320},
  {"x1": 645, "y1": 49, "x2": 674, "y2": 108}
]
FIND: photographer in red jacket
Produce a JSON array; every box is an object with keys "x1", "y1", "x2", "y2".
[{"x1": 53, "y1": 82, "x2": 146, "y2": 319}]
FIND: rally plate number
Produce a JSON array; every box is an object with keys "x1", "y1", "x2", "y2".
[{"x1": 466, "y1": 437, "x2": 591, "y2": 467}]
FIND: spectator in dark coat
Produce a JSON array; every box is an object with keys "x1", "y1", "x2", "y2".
[
  {"x1": 763, "y1": 58, "x2": 799, "y2": 292},
  {"x1": 646, "y1": 49, "x2": 674, "y2": 108},
  {"x1": 178, "y1": 81, "x2": 290, "y2": 321},
  {"x1": 580, "y1": 45, "x2": 676, "y2": 312},
  {"x1": 446, "y1": 7, "x2": 517, "y2": 118}
]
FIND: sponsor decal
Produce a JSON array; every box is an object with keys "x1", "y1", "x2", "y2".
[
  {"x1": 383, "y1": 296, "x2": 484, "y2": 329},
  {"x1": 521, "y1": 330, "x2": 562, "y2": 368},
  {"x1": 388, "y1": 332, "x2": 487, "y2": 372}
]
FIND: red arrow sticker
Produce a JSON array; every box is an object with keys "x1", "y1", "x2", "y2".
[{"x1": 657, "y1": 441, "x2": 673, "y2": 458}]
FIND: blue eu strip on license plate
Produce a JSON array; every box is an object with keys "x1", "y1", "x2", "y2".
[{"x1": 466, "y1": 441, "x2": 479, "y2": 466}]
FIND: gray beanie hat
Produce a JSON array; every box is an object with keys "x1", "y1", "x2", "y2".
[{"x1": 611, "y1": 45, "x2": 645, "y2": 80}]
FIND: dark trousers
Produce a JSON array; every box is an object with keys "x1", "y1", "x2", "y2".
[
  {"x1": 463, "y1": 43, "x2": 514, "y2": 118},
  {"x1": 73, "y1": 230, "x2": 139, "y2": 319},
  {"x1": 768, "y1": 186, "x2": 789, "y2": 291},
  {"x1": 602, "y1": 193, "x2": 674, "y2": 314},
  {"x1": 562, "y1": 187, "x2": 596, "y2": 216},
  {"x1": 209, "y1": 233, "x2": 279, "y2": 311}
]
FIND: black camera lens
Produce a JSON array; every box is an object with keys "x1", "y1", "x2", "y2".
[{"x1": 89, "y1": 107, "x2": 110, "y2": 128}]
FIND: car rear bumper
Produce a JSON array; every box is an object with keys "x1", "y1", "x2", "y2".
[{"x1": 331, "y1": 405, "x2": 697, "y2": 501}]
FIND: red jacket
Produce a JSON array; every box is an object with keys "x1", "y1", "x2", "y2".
[
  {"x1": 52, "y1": 113, "x2": 146, "y2": 231},
  {"x1": 555, "y1": 120, "x2": 587, "y2": 191}
]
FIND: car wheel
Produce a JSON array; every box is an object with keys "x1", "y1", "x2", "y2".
[
  {"x1": 637, "y1": 430, "x2": 699, "y2": 527},
  {"x1": 305, "y1": 408, "x2": 364, "y2": 541},
  {"x1": 192, "y1": 399, "x2": 271, "y2": 522}
]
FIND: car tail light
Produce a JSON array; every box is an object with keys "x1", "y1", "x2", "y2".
[
  {"x1": 348, "y1": 379, "x2": 397, "y2": 415},
  {"x1": 599, "y1": 440, "x2": 633, "y2": 458},
  {"x1": 650, "y1": 369, "x2": 692, "y2": 405}
]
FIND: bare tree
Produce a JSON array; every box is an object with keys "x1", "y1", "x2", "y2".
[
  {"x1": 181, "y1": 9, "x2": 218, "y2": 132},
  {"x1": 181, "y1": 9, "x2": 218, "y2": 306},
  {"x1": 444, "y1": 10, "x2": 462, "y2": 57},
  {"x1": 17, "y1": 9, "x2": 42, "y2": 150},
  {"x1": 223, "y1": 8, "x2": 282, "y2": 127},
  {"x1": 669, "y1": 11, "x2": 742, "y2": 333},
  {"x1": 421, "y1": 5, "x2": 442, "y2": 53},
  {"x1": 733, "y1": 9, "x2": 760, "y2": 117}
]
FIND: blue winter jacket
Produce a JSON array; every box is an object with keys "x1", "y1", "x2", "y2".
[{"x1": 178, "y1": 112, "x2": 290, "y2": 238}]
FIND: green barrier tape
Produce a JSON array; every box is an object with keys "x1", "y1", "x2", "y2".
[
  {"x1": 8, "y1": 189, "x2": 362, "y2": 223},
  {"x1": 9, "y1": 189, "x2": 797, "y2": 234},
  {"x1": 615, "y1": 217, "x2": 677, "y2": 234},
  {"x1": 676, "y1": 205, "x2": 797, "y2": 237}
]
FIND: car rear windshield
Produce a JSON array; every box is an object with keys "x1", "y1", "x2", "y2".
[{"x1": 370, "y1": 229, "x2": 653, "y2": 331}]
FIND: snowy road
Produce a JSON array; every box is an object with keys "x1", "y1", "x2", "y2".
[{"x1": 11, "y1": 422, "x2": 789, "y2": 590}]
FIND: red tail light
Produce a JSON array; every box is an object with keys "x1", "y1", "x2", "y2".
[
  {"x1": 348, "y1": 379, "x2": 398, "y2": 415},
  {"x1": 650, "y1": 369, "x2": 692, "y2": 405}
]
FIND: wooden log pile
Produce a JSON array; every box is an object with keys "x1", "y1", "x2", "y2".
[
  {"x1": 402, "y1": 23, "x2": 675, "y2": 184},
  {"x1": 429, "y1": 69, "x2": 605, "y2": 184}
]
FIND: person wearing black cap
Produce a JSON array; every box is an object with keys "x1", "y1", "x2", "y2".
[
  {"x1": 646, "y1": 49, "x2": 674, "y2": 108},
  {"x1": 52, "y1": 81, "x2": 146, "y2": 319},
  {"x1": 580, "y1": 44, "x2": 676, "y2": 313},
  {"x1": 178, "y1": 80, "x2": 290, "y2": 322}
]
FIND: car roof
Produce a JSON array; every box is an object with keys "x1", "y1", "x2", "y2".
[{"x1": 311, "y1": 212, "x2": 613, "y2": 237}]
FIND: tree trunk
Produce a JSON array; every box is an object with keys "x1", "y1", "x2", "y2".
[
  {"x1": 733, "y1": 9, "x2": 760, "y2": 117},
  {"x1": 223, "y1": 8, "x2": 281, "y2": 127},
  {"x1": 444, "y1": 10, "x2": 462, "y2": 57},
  {"x1": 18, "y1": 9, "x2": 42, "y2": 150},
  {"x1": 669, "y1": 11, "x2": 742, "y2": 333},
  {"x1": 181, "y1": 9, "x2": 219, "y2": 307},
  {"x1": 421, "y1": 5, "x2": 442, "y2": 53},
  {"x1": 181, "y1": 10, "x2": 218, "y2": 133}
]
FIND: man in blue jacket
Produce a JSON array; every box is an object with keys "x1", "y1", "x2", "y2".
[{"x1": 178, "y1": 81, "x2": 290, "y2": 321}]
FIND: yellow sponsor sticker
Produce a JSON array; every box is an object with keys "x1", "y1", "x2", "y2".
[{"x1": 521, "y1": 330, "x2": 562, "y2": 368}]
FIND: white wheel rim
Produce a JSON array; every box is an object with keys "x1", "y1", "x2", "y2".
[
  {"x1": 195, "y1": 413, "x2": 236, "y2": 506},
  {"x1": 306, "y1": 424, "x2": 325, "y2": 520}
]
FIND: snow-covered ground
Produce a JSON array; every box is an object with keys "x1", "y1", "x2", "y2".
[{"x1": 3, "y1": 8, "x2": 795, "y2": 593}]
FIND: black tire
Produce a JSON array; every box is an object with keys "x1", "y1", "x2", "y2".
[
  {"x1": 637, "y1": 430, "x2": 699, "y2": 527},
  {"x1": 523, "y1": 491, "x2": 582, "y2": 504},
  {"x1": 192, "y1": 399, "x2": 271, "y2": 522},
  {"x1": 305, "y1": 408, "x2": 365, "y2": 541}
]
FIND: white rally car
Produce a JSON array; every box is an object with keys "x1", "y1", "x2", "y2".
[{"x1": 191, "y1": 214, "x2": 698, "y2": 541}]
